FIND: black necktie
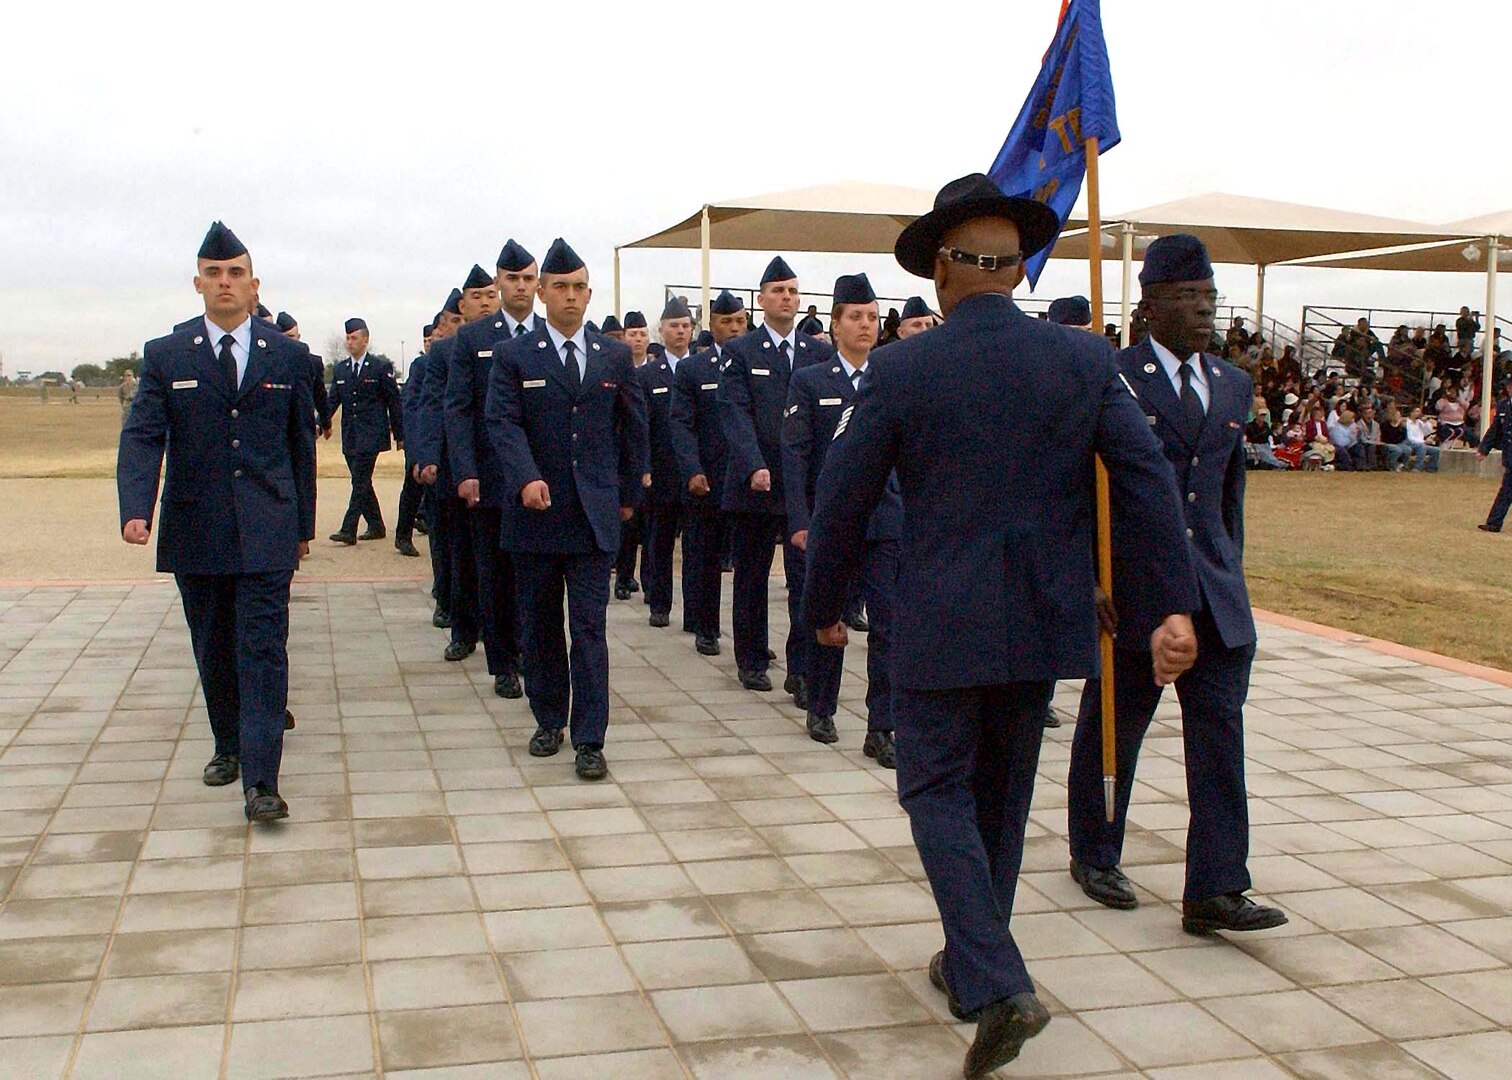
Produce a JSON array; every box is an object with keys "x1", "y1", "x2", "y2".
[
  {"x1": 778, "y1": 340, "x2": 791, "y2": 373},
  {"x1": 1179, "y1": 359, "x2": 1205, "y2": 438},
  {"x1": 564, "y1": 340, "x2": 581, "y2": 394},
  {"x1": 219, "y1": 334, "x2": 238, "y2": 393},
  {"x1": 515, "y1": 323, "x2": 528, "y2": 338},
  {"x1": 851, "y1": 370, "x2": 862, "y2": 393}
]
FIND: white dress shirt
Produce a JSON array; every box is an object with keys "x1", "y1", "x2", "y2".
[
  {"x1": 503, "y1": 311, "x2": 536, "y2": 338},
  {"x1": 545, "y1": 323, "x2": 588, "y2": 380},
  {"x1": 1149, "y1": 336, "x2": 1210, "y2": 411},
  {"x1": 664, "y1": 349, "x2": 688, "y2": 372},
  {"x1": 838, "y1": 355, "x2": 869, "y2": 390},
  {"x1": 204, "y1": 315, "x2": 252, "y2": 388},
  {"x1": 765, "y1": 325, "x2": 797, "y2": 357}
]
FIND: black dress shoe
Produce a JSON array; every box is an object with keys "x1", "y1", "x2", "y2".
[
  {"x1": 626, "y1": 578, "x2": 641, "y2": 593},
  {"x1": 575, "y1": 746, "x2": 608, "y2": 781},
  {"x1": 414, "y1": 519, "x2": 429, "y2": 536},
  {"x1": 443, "y1": 640, "x2": 476, "y2": 662},
  {"x1": 433, "y1": 606, "x2": 452, "y2": 629},
  {"x1": 395, "y1": 539, "x2": 420, "y2": 557},
  {"x1": 284, "y1": 710, "x2": 296, "y2": 731},
  {"x1": 843, "y1": 613, "x2": 870, "y2": 633},
  {"x1": 1070, "y1": 859, "x2": 1138, "y2": 910},
  {"x1": 806, "y1": 712, "x2": 838, "y2": 744},
  {"x1": 720, "y1": 557, "x2": 733, "y2": 573},
  {"x1": 329, "y1": 531, "x2": 356, "y2": 545},
  {"x1": 1479, "y1": 523, "x2": 1501, "y2": 533},
  {"x1": 202, "y1": 753, "x2": 239, "y2": 787},
  {"x1": 695, "y1": 635, "x2": 721, "y2": 656},
  {"x1": 739, "y1": 669, "x2": 772, "y2": 692},
  {"x1": 649, "y1": 611, "x2": 670, "y2": 628},
  {"x1": 494, "y1": 673, "x2": 523, "y2": 699},
  {"x1": 614, "y1": 583, "x2": 631, "y2": 600},
  {"x1": 1043, "y1": 706, "x2": 1062, "y2": 729},
  {"x1": 929, "y1": 950, "x2": 979, "y2": 1022},
  {"x1": 529, "y1": 726, "x2": 564, "y2": 757},
  {"x1": 766, "y1": 647, "x2": 777, "y2": 661},
  {"x1": 1182, "y1": 893, "x2": 1289, "y2": 936},
  {"x1": 964, "y1": 992, "x2": 1051, "y2": 1079},
  {"x1": 863, "y1": 730, "x2": 896, "y2": 769},
  {"x1": 244, "y1": 784, "x2": 289, "y2": 823},
  {"x1": 785, "y1": 674, "x2": 808, "y2": 711},
  {"x1": 357, "y1": 527, "x2": 386, "y2": 541}
]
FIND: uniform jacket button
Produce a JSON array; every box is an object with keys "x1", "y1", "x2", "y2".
[
  {"x1": 234, "y1": 469, "x2": 243, "y2": 478},
  {"x1": 1191, "y1": 456, "x2": 1199, "y2": 466},
  {"x1": 1185, "y1": 527, "x2": 1194, "y2": 538},
  {"x1": 231, "y1": 409, "x2": 239, "y2": 418},
  {"x1": 231, "y1": 439, "x2": 240, "y2": 449},
  {"x1": 1187, "y1": 491, "x2": 1196, "y2": 502}
]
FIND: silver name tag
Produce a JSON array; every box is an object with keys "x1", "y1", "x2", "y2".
[
  {"x1": 171, "y1": 379, "x2": 198, "y2": 390},
  {"x1": 819, "y1": 397, "x2": 842, "y2": 406},
  {"x1": 751, "y1": 368, "x2": 771, "y2": 376},
  {"x1": 651, "y1": 387, "x2": 669, "y2": 395},
  {"x1": 479, "y1": 350, "x2": 492, "y2": 358},
  {"x1": 701, "y1": 383, "x2": 718, "y2": 390},
  {"x1": 523, "y1": 379, "x2": 547, "y2": 389}
]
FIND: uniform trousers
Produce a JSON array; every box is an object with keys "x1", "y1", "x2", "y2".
[
  {"x1": 804, "y1": 540, "x2": 899, "y2": 725},
  {"x1": 427, "y1": 487, "x2": 451, "y2": 608},
  {"x1": 513, "y1": 550, "x2": 614, "y2": 749},
  {"x1": 340, "y1": 452, "x2": 383, "y2": 534},
  {"x1": 176, "y1": 570, "x2": 294, "y2": 792},
  {"x1": 897, "y1": 681, "x2": 1052, "y2": 1013},
  {"x1": 729, "y1": 512, "x2": 783, "y2": 673},
  {"x1": 440, "y1": 496, "x2": 478, "y2": 646},
  {"x1": 615, "y1": 508, "x2": 645, "y2": 586},
  {"x1": 783, "y1": 536, "x2": 810, "y2": 684},
  {"x1": 643, "y1": 501, "x2": 681, "y2": 617},
  {"x1": 395, "y1": 470, "x2": 424, "y2": 544},
  {"x1": 1068, "y1": 608, "x2": 1256, "y2": 901},
  {"x1": 681, "y1": 509, "x2": 728, "y2": 639},
  {"x1": 469, "y1": 508, "x2": 521, "y2": 676},
  {"x1": 1487, "y1": 466, "x2": 1512, "y2": 529}
]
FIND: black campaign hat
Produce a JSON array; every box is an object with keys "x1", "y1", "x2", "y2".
[
  {"x1": 832, "y1": 273, "x2": 876, "y2": 306},
  {"x1": 894, "y1": 173, "x2": 1060, "y2": 279},
  {"x1": 463, "y1": 264, "x2": 493, "y2": 290},
  {"x1": 541, "y1": 238, "x2": 584, "y2": 275},
  {"x1": 1139, "y1": 234, "x2": 1214, "y2": 286},
  {"x1": 1048, "y1": 295, "x2": 1092, "y2": 326},
  {"x1": 660, "y1": 297, "x2": 692, "y2": 321},
  {"x1": 274, "y1": 311, "x2": 298, "y2": 332},
  {"x1": 496, "y1": 239, "x2": 535, "y2": 271},
  {"x1": 344, "y1": 317, "x2": 368, "y2": 334},
  {"x1": 710, "y1": 289, "x2": 744, "y2": 315},
  {"x1": 198, "y1": 220, "x2": 247, "y2": 261},
  {"x1": 900, "y1": 296, "x2": 932, "y2": 321}
]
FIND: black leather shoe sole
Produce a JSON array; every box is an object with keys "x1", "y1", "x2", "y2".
[
  {"x1": 738, "y1": 670, "x2": 772, "y2": 692},
  {"x1": 443, "y1": 642, "x2": 475, "y2": 661},
  {"x1": 433, "y1": 609, "x2": 452, "y2": 629},
  {"x1": 494, "y1": 674, "x2": 523, "y2": 699},
  {"x1": 613, "y1": 586, "x2": 631, "y2": 600},
  {"x1": 965, "y1": 993, "x2": 1051, "y2": 1079},
  {"x1": 695, "y1": 636, "x2": 721, "y2": 656},
  {"x1": 1043, "y1": 707, "x2": 1063, "y2": 729},
  {"x1": 529, "y1": 728, "x2": 564, "y2": 757},
  {"x1": 395, "y1": 541, "x2": 420, "y2": 557},
  {"x1": 928, "y1": 950, "x2": 979, "y2": 1021},
  {"x1": 863, "y1": 733, "x2": 896, "y2": 769},
  {"x1": 806, "y1": 713, "x2": 838, "y2": 744},
  {"x1": 202, "y1": 755, "x2": 240, "y2": 787},
  {"x1": 649, "y1": 612, "x2": 670, "y2": 628},
  {"x1": 575, "y1": 749, "x2": 608, "y2": 781},
  {"x1": 843, "y1": 616, "x2": 869, "y2": 633},
  {"x1": 245, "y1": 791, "x2": 289, "y2": 823},
  {"x1": 357, "y1": 530, "x2": 386, "y2": 541},
  {"x1": 1479, "y1": 524, "x2": 1501, "y2": 533},
  {"x1": 1070, "y1": 859, "x2": 1138, "y2": 910},
  {"x1": 1182, "y1": 899, "x2": 1289, "y2": 936},
  {"x1": 284, "y1": 710, "x2": 296, "y2": 731},
  {"x1": 329, "y1": 533, "x2": 356, "y2": 545}
]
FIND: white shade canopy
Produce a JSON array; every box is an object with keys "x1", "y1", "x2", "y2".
[{"x1": 1281, "y1": 209, "x2": 1510, "y2": 272}]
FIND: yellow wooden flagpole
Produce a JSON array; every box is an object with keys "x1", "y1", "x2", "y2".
[{"x1": 1085, "y1": 135, "x2": 1117, "y2": 822}]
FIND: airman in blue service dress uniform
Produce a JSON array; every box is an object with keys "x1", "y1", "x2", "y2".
[
  {"x1": 802, "y1": 176, "x2": 1203, "y2": 1078},
  {"x1": 1067, "y1": 234, "x2": 1289, "y2": 938},
  {"x1": 448, "y1": 242, "x2": 541, "y2": 698},
  {"x1": 641, "y1": 297, "x2": 696, "y2": 629},
  {"x1": 670, "y1": 289, "x2": 742, "y2": 656},
  {"x1": 1476, "y1": 374, "x2": 1512, "y2": 531},
  {"x1": 274, "y1": 311, "x2": 331, "y2": 438},
  {"x1": 783, "y1": 272, "x2": 899, "y2": 768},
  {"x1": 412, "y1": 290, "x2": 475, "y2": 641},
  {"x1": 396, "y1": 308, "x2": 448, "y2": 559},
  {"x1": 327, "y1": 317, "x2": 403, "y2": 543},
  {"x1": 118, "y1": 222, "x2": 316, "y2": 823},
  {"x1": 614, "y1": 311, "x2": 652, "y2": 599},
  {"x1": 484, "y1": 239, "x2": 647, "y2": 781},
  {"x1": 718, "y1": 256, "x2": 836, "y2": 693}
]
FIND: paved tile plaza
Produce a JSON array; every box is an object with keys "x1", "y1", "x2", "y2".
[{"x1": 1, "y1": 579, "x2": 1511, "y2": 1079}]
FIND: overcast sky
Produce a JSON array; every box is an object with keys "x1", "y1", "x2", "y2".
[{"x1": 2, "y1": 0, "x2": 1508, "y2": 374}]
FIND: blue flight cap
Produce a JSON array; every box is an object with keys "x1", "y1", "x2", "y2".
[
  {"x1": 710, "y1": 289, "x2": 744, "y2": 315},
  {"x1": 1047, "y1": 295, "x2": 1092, "y2": 326},
  {"x1": 1139, "y1": 234, "x2": 1214, "y2": 287},
  {"x1": 274, "y1": 311, "x2": 297, "y2": 332},
  {"x1": 623, "y1": 311, "x2": 647, "y2": 329},
  {"x1": 600, "y1": 314, "x2": 623, "y2": 334},
  {"x1": 344, "y1": 318, "x2": 368, "y2": 334},
  {"x1": 463, "y1": 264, "x2": 493, "y2": 290},
  {"x1": 900, "y1": 296, "x2": 932, "y2": 321},
  {"x1": 586, "y1": 320, "x2": 600, "y2": 334},
  {"x1": 443, "y1": 288, "x2": 462, "y2": 315},
  {"x1": 255, "y1": 303, "x2": 272, "y2": 319},
  {"x1": 540, "y1": 238, "x2": 584, "y2": 275},
  {"x1": 648, "y1": 342, "x2": 665, "y2": 357},
  {"x1": 832, "y1": 273, "x2": 876, "y2": 306},
  {"x1": 799, "y1": 316, "x2": 825, "y2": 336},
  {"x1": 695, "y1": 329, "x2": 714, "y2": 349},
  {"x1": 198, "y1": 220, "x2": 247, "y2": 260},
  {"x1": 423, "y1": 322, "x2": 435, "y2": 338},
  {"x1": 760, "y1": 256, "x2": 796, "y2": 285},
  {"x1": 496, "y1": 239, "x2": 535, "y2": 272},
  {"x1": 660, "y1": 297, "x2": 692, "y2": 321}
]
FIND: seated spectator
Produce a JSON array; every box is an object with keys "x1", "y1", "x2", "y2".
[
  {"x1": 1411, "y1": 325, "x2": 1429, "y2": 351},
  {"x1": 1303, "y1": 405, "x2": 1335, "y2": 466},
  {"x1": 1226, "y1": 317, "x2": 1251, "y2": 353},
  {"x1": 1405, "y1": 406, "x2": 1441, "y2": 471},
  {"x1": 1380, "y1": 403, "x2": 1413, "y2": 470},
  {"x1": 1328, "y1": 406, "x2": 1365, "y2": 470},
  {"x1": 1456, "y1": 306, "x2": 1480, "y2": 356},
  {"x1": 1434, "y1": 378, "x2": 1470, "y2": 446},
  {"x1": 1244, "y1": 412, "x2": 1289, "y2": 469},
  {"x1": 1275, "y1": 414, "x2": 1307, "y2": 469},
  {"x1": 1357, "y1": 403, "x2": 1383, "y2": 470},
  {"x1": 1278, "y1": 344, "x2": 1302, "y2": 380}
]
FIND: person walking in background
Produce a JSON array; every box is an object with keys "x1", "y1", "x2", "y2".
[
  {"x1": 327, "y1": 318, "x2": 403, "y2": 544},
  {"x1": 117, "y1": 370, "x2": 138, "y2": 425}
]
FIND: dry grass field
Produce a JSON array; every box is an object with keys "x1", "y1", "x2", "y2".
[{"x1": 3, "y1": 390, "x2": 1509, "y2": 669}]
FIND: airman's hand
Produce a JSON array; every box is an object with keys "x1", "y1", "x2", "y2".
[
  {"x1": 791, "y1": 530, "x2": 808, "y2": 551},
  {"x1": 816, "y1": 621, "x2": 848, "y2": 647},
  {"x1": 689, "y1": 474, "x2": 710, "y2": 496},
  {"x1": 750, "y1": 469, "x2": 771, "y2": 492},
  {"x1": 122, "y1": 519, "x2": 150, "y2": 545},
  {"x1": 458, "y1": 479, "x2": 481, "y2": 507},
  {"x1": 1151, "y1": 614, "x2": 1198, "y2": 686},
  {"x1": 521, "y1": 480, "x2": 551, "y2": 510}
]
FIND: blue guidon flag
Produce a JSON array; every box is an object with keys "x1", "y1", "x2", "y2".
[{"x1": 988, "y1": 0, "x2": 1120, "y2": 287}]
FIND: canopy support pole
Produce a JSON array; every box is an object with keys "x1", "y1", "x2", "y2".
[
  {"x1": 613, "y1": 247, "x2": 622, "y2": 320},
  {"x1": 1255, "y1": 263, "x2": 1267, "y2": 332},
  {"x1": 1483, "y1": 236, "x2": 1499, "y2": 439},
  {"x1": 700, "y1": 207, "x2": 712, "y2": 332},
  {"x1": 1120, "y1": 222, "x2": 1134, "y2": 346}
]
